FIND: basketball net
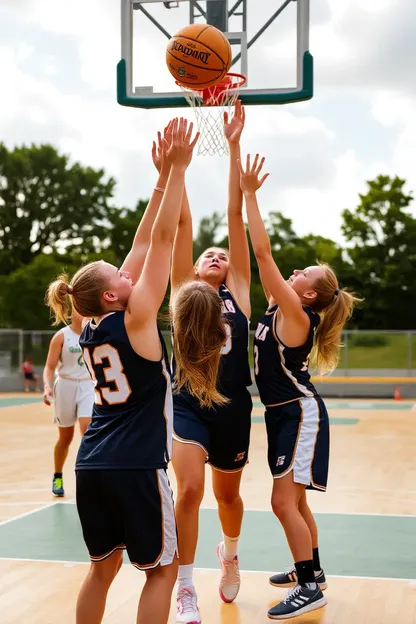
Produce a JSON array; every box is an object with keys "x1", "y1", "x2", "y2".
[{"x1": 177, "y1": 73, "x2": 246, "y2": 157}]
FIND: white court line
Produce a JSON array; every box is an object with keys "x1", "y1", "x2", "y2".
[
  {"x1": 0, "y1": 488, "x2": 51, "y2": 495},
  {"x1": 199, "y1": 505, "x2": 416, "y2": 518},
  {"x1": 45, "y1": 501, "x2": 416, "y2": 518},
  {"x1": 0, "y1": 558, "x2": 414, "y2": 583},
  {"x1": 0, "y1": 502, "x2": 62, "y2": 507},
  {"x1": 0, "y1": 502, "x2": 57, "y2": 526}
]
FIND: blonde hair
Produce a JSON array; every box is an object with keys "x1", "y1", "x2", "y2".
[
  {"x1": 309, "y1": 263, "x2": 361, "y2": 375},
  {"x1": 45, "y1": 262, "x2": 109, "y2": 326},
  {"x1": 171, "y1": 281, "x2": 228, "y2": 409}
]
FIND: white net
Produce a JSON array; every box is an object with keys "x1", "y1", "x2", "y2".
[{"x1": 179, "y1": 75, "x2": 245, "y2": 157}]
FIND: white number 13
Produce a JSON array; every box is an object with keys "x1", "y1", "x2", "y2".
[{"x1": 83, "y1": 345, "x2": 132, "y2": 405}]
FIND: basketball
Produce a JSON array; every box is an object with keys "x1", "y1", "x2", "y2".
[{"x1": 166, "y1": 23, "x2": 232, "y2": 90}]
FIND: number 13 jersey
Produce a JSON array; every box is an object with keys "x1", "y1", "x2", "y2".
[
  {"x1": 254, "y1": 304, "x2": 320, "y2": 406},
  {"x1": 76, "y1": 311, "x2": 173, "y2": 471}
]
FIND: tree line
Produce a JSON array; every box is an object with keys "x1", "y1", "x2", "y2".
[{"x1": 0, "y1": 143, "x2": 415, "y2": 330}]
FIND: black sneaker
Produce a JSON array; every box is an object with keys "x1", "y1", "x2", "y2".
[
  {"x1": 268, "y1": 584, "x2": 327, "y2": 620},
  {"x1": 269, "y1": 566, "x2": 327, "y2": 590}
]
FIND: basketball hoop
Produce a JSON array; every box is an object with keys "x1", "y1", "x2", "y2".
[{"x1": 176, "y1": 73, "x2": 246, "y2": 157}]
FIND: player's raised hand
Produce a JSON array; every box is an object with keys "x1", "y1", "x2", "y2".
[
  {"x1": 238, "y1": 153, "x2": 269, "y2": 195},
  {"x1": 168, "y1": 118, "x2": 200, "y2": 169},
  {"x1": 151, "y1": 120, "x2": 174, "y2": 174},
  {"x1": 224, "y1": 99, "x2": 245, "y2": 144}
]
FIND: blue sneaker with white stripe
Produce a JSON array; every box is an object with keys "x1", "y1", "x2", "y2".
[{"x1": 268, "y1": 583, "x2": 327, "y2": 620}]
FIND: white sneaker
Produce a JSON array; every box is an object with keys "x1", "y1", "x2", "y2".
[
  {"x1": 217, "y1": 542, "x2": 241, "y2": 603},
  {"x1": 176, "y1": 586, "x2": 201, "y2": 624}
]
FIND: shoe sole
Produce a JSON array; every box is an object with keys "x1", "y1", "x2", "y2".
[
  {"x1": 269, "y1": 579, "x2": 328, "y2": 591},
  {"x1": 52, "y1": 492, "x2": 64, "y2": 497},
  {"x1": 216, "y1": 544, "x2": 240, "y2": 604},
  {"x1": 267, "y1": 596, "x2": 328, "y2": 620}
]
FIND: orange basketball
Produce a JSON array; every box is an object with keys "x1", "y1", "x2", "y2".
[{"x1": 166, "y1": 23, "x2": 232, "y2": 90}]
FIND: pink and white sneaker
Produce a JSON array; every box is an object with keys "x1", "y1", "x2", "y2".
[
  {"x1": 216, "y1": 542, "x2": 241, "y2": 603},
  {"x1": 176, "y1": 586, "x2": 201, "y2": 624}
]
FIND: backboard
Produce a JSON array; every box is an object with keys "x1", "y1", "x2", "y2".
[{"x1": 118, "y1": 0, "x2": 313, "y2": 109}]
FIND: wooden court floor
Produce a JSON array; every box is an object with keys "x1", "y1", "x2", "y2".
[{"x1": 0, "y1": 394, "x2": 415, "y2": 623}]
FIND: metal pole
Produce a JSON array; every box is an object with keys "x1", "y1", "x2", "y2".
[
  {"x1": 137, "y1": 4, "x2": 172, "y2": 38},
  {"x1": 407, "y1": 331, "x2": 412, "y2": 377},
  {"x1": 344, "y1": 331, "x2": 349, "y2": 377},
  {"x1": 206, "y1": 0, "x2": 228, "y2": 31},
  {"x1": 18, "y1": 330, "x2": 24, "y2": 372},
  {"x1": 231, "y1": 0, "x2": 292, "y2": 66}
]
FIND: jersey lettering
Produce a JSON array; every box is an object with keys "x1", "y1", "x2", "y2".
[
  {"x1": 222, "y1": 299, "x2": 236, "y2": 314},
  {"x1": 83, "y1": 345, "x2": 132, "y2": 405},
  {"x1": 83, "y1": 348, "x2": 102, "y2": 405},
  {"x1": 254, "y1": 345, "x2": 259, "y2": 376},
  {"x1": 255, "y1": 323, "x2": 270, "y2": 342},
  {"x1": 221, "y1": 322, "x2": 232, "y2": 355}
]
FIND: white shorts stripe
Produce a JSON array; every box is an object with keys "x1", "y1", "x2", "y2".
[
  {"x1": 292, "y1": 397, "x2": 320, "y2": 486},
  {"x1": 157, "y1": 469, "x2": 178, "y2": 567}
]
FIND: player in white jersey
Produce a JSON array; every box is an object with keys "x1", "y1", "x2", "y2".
[{"x1": 43, "y1": 307, "x2": 94, "y2": 497}]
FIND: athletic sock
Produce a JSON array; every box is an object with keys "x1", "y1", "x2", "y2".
[
  {"x1": 223, "y1": 534, "x2": 239, "y2": 560},
  {"x1": 312, "y1": 547, "x2": 321, "y2": 572},
  {"x1": 54, "y1": 472, "x2": 62, "y2": 479},
  {"x1": 178, "y1": 564, "x2": 195, "y2": 591},
  {"x1": 294, "y1": 559, "x2": 317, "y2": 588}
]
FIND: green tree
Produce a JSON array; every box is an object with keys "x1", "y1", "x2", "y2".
[
  {"x1": 193, "y1": 212, "x2": 225, "y2": 259},
  {"x1": 0, "y1": 254, "x2": 79, "y2": 329},
  {"x1": 105, "y1": 200, "x2": 147, "y2": 267},
  {"x1": 0, "y1": 143, "x2": 116, "y2": 273},
  {"x1": 342, "y1": 174, "x2": 416, "y2": 329}
]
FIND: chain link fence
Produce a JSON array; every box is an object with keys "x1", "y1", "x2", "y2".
[{"x1": 1, "y1": 329, "x2": 415, "y2": 377}]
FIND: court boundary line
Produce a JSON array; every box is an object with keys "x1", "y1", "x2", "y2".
[
  {"x1": 0, "y1": 557, "x2": 413, "y2": 583},
  {"x1": 0, "y1": 502, "x2": 57, "y2": 526},
  {"x1": 2, "y1": 501, "x2": 414, "y2": 519}
]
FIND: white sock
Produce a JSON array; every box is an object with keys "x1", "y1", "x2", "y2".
[
  {"x1": 178, "y1": 564, "x2": 194, "y2": 591},
  {"x1": 223, "y1": 534, "x2": 239, "y2": 560}
]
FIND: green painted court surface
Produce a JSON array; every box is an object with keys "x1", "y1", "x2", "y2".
[
  {"x1": 1, "y1": 396, "x2": 414, "y2": 412},
  {"x1": 0, "y1": 504, "x2": 415, "y2": 580}
]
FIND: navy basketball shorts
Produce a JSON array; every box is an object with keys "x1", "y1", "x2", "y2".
[
  {"x1": 265, "y1": 395, "x2": 330, "y2": 491},
  {"x1": 173, "y1": 388, "x2": 252, "y2": 472},
  {"x1": 76, "y1": 469, "x2": 178, "y2": 570}
]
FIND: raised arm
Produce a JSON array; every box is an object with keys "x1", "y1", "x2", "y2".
[
  {"x1": 126, "y1": 119, "x2": 199, "y2": 327},
  {"x1": 171, "y1": 188, "x2": 195, "y2": 291},
  {"x1": 239, "y1": 154, "x2": 306, "y2": 322},
  {"x1": 119, "y1": 123, "x2": 173, "y2": 284},
  {"x1": 42, "y1": 331, "x2": 64, "y2": 405},
  {"x1": 224, "y1": 101, "x2": 251, "y2": 316}
]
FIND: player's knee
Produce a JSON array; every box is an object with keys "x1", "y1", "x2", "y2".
[
  {"x1": 214, "y1": 490, "x2": 241, "y2": 509},
  {"x1": 145, "y1": 560, "x2": 177, "y2": 585},
  {"x1": 177, "y1": 479, "x2": 204, "y2": 508},
  {"x1": 90, "y1": 551, "x2": 123, "y2": 584},
  {"x1": 271, "y1": 492, "x2": 295, "y2": 522}
]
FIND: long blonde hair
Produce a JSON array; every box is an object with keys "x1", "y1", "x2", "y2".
[
  {"x1": 171, "y1": 281, "x2": 228, "y2": 409},
  {"x1": 310, "y1": 263, "x2": 361, "y2": 375},
  {"x1": 45, "y1": 262, "x2": 108, "y2": 325}
]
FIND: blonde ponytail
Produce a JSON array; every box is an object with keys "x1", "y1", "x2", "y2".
[
  {"x1": 45, "y1": 274, "x2": 72, "y2": 326},
  {"x1": 171, "y1": 281, "x2": 229, "y2": 409},
  {"x1": 45, "y1": 261, "x2": 109, "y2": 325},
  {"x1": 310, "y1": 264, "x2": 362, "y2": 375}
]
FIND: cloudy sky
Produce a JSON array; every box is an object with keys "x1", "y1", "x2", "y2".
[{"x1": 1, "y1": 0, "x2": 414, "y2": 244}]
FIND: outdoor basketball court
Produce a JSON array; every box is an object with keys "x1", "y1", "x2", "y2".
[{"x1": 0, "y1": 394, "x2": 415, "y2": 623}]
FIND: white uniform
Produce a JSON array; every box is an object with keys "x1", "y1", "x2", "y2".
[{"x1": 54, "y1": 326, "x2": 94, "y2": 427}]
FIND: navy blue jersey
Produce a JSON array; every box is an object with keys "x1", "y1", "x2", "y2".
[
  {"x1": 172, "y1": 283, "x2": 251, "y2": 408},
  {"x1": 254, "y1": 305, "x2": 320, "y2": 406},
  {"x1": 76, "y1": 311, "x2": 172, "y2": 470}
]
